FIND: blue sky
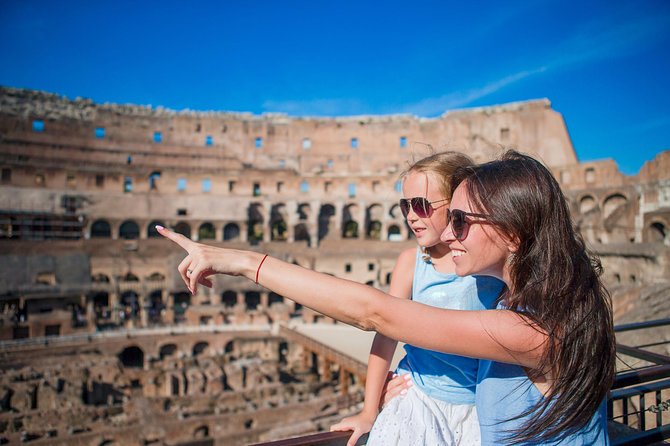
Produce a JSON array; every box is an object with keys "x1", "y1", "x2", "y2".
[{"x1": 1, "y1": 0, "x2": 669, "y2": 175}]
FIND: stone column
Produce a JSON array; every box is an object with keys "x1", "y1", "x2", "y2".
[
  {"x1": 358, "y1": 202, "x2": 367, "y2": 240},
  {"x1": 216, "y1": 223, "x2": 224, "y2": 242}
]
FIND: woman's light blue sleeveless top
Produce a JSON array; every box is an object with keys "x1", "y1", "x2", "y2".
[
  {"x1": 396, "y1": 248, "x2": 504, "y2": 405},
  {"x1": 476, "y1": 304, "x2": 610, "y2": 444}
]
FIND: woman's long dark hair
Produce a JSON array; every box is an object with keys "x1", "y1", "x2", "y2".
[{"x1": 453, "y1": 150, "x2": 616, "y2": 443}]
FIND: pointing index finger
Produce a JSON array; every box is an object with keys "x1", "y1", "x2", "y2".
[{"x1": 156, "y1": 225, "x2": 194, "y2": 251}]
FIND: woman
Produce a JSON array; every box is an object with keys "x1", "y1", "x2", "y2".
[{"x1": 157, "y1": 150, "x2": 615, "y2": 444}]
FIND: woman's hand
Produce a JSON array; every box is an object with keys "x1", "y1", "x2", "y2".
[
  {"x1": 330, "y1": 411, "x2": 376, "y2": 446},
  {"x1": 379, "y1": 373, "x2": 413, "y2": 408},
  {"x1": 156, "y1": 225, "x2": 258, "y2": 294}
]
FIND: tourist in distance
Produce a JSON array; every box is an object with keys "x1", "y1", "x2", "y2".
[
  {"x1": 157, "y1": 150, "x2": 615, "y2": 445},
  {"x1": 329, "y1": 151, "x2": 503, "y2": 446}
]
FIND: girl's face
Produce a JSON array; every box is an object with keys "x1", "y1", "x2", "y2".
[
  {"x1": 440, "y1": 183, "x2": 514, "y2": 284},
  {"x1": 402, "y1": 171, "x2": 449, "y2": 249}
]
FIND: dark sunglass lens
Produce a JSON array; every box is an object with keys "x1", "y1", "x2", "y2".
[
  {"x1": 399, "y1": 199, "x2": 410, "y2": 217},
  {"x1": 453, "y1": 210, "x2": 468, "y2": 240},
  {"x1": 412, "y1": 198, "x2": 431, "y2": 218}
]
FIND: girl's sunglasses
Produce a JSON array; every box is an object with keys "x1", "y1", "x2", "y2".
[
  {"x1": 399, "y1": 197, "x2": 449, "y2": 218},
  {"x1": 447, "y1": 209, "x2": 490, "y2": 241}
]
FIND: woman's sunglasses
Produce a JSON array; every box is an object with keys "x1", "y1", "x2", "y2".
[
  {"x1": 447, "y1": 209, "x2": 490, "y2": 241},
  {"x1": 399, "y1": 197, "x2": 449, "y2": 219}
]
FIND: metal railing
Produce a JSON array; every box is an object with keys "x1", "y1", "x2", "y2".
[
  {"x1": 609, "y1": 317, "x2": 670, "y2": 446},
  {"x1": 252, "y1": 318, "x2": 670, "y2": 446}
]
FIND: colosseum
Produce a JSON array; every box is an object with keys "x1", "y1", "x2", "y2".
[{"x1": 0, "y1": 86, "x2": 668, "y2": 445}]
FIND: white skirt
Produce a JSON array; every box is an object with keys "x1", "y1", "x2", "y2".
[{"x1": 366, "y1": 385, "x2": 481, "y2": 446}]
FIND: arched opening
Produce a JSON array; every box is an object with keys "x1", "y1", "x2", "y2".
[
  {"x1": 225, "y1": 341, "x2": 235, "y2": 354},
  {"x1": 194, "y1": 425, "x2": 209, "y2": 438},
  {"x1": 647, "y1": 222, "x2": 666, "y2": 243},
  {"x1": 270, "y1": 204, "x2": 288, "y2": 241},
  {"x1": 92, "y1": 273, "x2": 110, "y2": 283},
  {"x1": 269, "y1": 292, "x2": 284, "y2": 306},
  {"x1": 221, "y1": 291, "x2": 237, "y2": 308},
  {"x1": 318, "y1": 204, "x2": 336, "y2": 242},
  {"x1": 223, "y1": 223, "x2": 240, "y2": 241},
  {"x1": 193, "y1": 342, "x2": 209, "y2": 356},
  {"x1": 122, "y1": 272, "x2": 139, "y2": 282},
  {"x1": 248, "y1": 203, "x2": 265, "y2": 244},
  {"x1": 365, "y1": 204, "x2": 383, "y2": 239},
  {"x1": 147, "y1": 220, "x2": 166, "y2": 238},
  {"x1": 294, "y1": 223, "x2": 310, "y2": 245},
  {"x1": 198, "y1": 222, "x2": 216, "y2": 240},
  {"x1": 159, "y1": 344, "x2": 178, "y2": 360},
  {"x1": 91, "y1": 292, "x2": 110, "y2": 320},
  {"x1": 297, "y1": 203, "x2": 311, "y2": 220},
  {"x1": 148, "y1": 290, "x2": 164, "y2": 324},
  {"x1": 602, "y1": 194, "x2": 628, "y2": 219},
  {"x1": 90, "y1": 220, "x2": 111, "y2": 238},
  {"x1": 343, "y1": 221, "x2": 358, "y2": 239},
  {"x1": 174, "y1": 222, "x2": 191, "y2": 238},
  {"x1": 579, "y1": 195, "x2": 597, "y2": 214},
  {"x1": 147, "y1": 272, "x2": 165, "y2": 282},
  {"x1": 119, "y1": 220, "x2": 139, "y2": 240},
  {"x1": 342, "y1": 204, "x2": 359, "y2": 239},
  {"x1": 118, "y1": 346, "x2": 144, "y2": 368},
  {"x1": 245, "y1": 291, "x2": 261, "y2": 311},
  {"x1": 120, "y1": 291, "x2": 140, "y2": 322},
  {"x1": 173, "y1": 292, "x2": 191, "y2": 323},
  {"x1": 387, "y1": 224, "x2": 401, "y2": 241}
]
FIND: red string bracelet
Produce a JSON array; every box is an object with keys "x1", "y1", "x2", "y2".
[{"x1": 255, "y1": 254, "x2": 268, "y2": 284}]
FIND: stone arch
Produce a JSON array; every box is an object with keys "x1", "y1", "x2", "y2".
[
  {"x1": 387, "y1": 224, "x2": 402, "y2": 241},
  {"x1": 193, "y1": 342, "x2": 209, "y2": 356},
  {"x1": 245, "y1": 291, "x2": 261, "y2": 310},
  {"x1": 90, "y1": 219, "x2": 112, "y2": 238},
  {"x1": 224, "y1": 340, "x2": 235, "y2": 354},
  {"x1": 248, "y1": 203, "x2": 265, "y2": 243},
  {"x1": 647, "y1": 221, "x2": 667, "y2": 243},
  {"x1": 148, "y1": 290, "x2": 165, "y2": 324},
  {"x1": 342, "y1": 204, "x2": 359, "y2": 239},
  {"x1": 223, "y1": 223, "x2": 241, "y2": 241},
  {"x1": 318, "y1": 204, "x2": 336, "y2": 242},
  {"x1": 159, "y1": 343, "x2": 178, "y2": 360},
  {"x1": 297, "y1": 203, "x2": 312, "y2": 220},
  {"x1": 602, "y1": 193, "x2": 628, "y2": 219},
  {"x1": 365, "y1": 204, "x2": 384, "y2": 239},
  {"x1": 294, "y1": 223, "x2": 310, "y2": 245},
  {"x1": 119, "y1": 220, "x2": 140, "y2": 240},
  {"x1": 269, "y1": 292, "x2": 284, "y2": 306},
  {"x1": 270, "y1": 203, "x2": 288, "y2": 241},
  {"x1": 221, "y1": 291, "x2": 237, "y2": 308},
  {"x1": 147, "y1": 272, "x2": 165, "y2": 282},
  {"x1": 173, "y1": 292, "x2": 191, "y2": 323},
  {"x1": 120, "y1": 291, "x2": 140, "y2": 320},
  {"x1": 147, "y1": 220, "x2": 166, "y2": 238},
  {"x1": 122, "y1": 272, "x2": 139, "y2": 282},
  {"x1": 198, "y1": 222, "x2": 216, "y2": 240},
  {"x1": 389, "y1": 203, "x2": 403, "y2": 220},
  {"x1": 174, "y1": 222, "x2": 192, "y2": 238},
  {"x1": 92, "y1": 273, "x2": 110, "y2": 283},
  {"x1": 578, "y1": 195, "x2": 597, "y2": 214},
  {"x1": 194, "y1": 425, "x2": 209, "y2": 438},
  {"x1": 118, "y1": 346, "x2": 144, "y2": 368}
]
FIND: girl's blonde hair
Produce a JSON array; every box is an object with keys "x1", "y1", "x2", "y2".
[
  {"x1": 401, "y1": 150, "x2": 475, "y2": 201},
  {"x1": 400, "y1": 150, "x2": 475, "y2": 262}
]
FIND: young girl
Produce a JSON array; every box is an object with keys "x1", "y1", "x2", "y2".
[
  {"x1": 158, "y1": 150, "x2": 615, "y2": 444},
  {"x1": 330, "y1": 152, "x2": 503, "y2": 446}
]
